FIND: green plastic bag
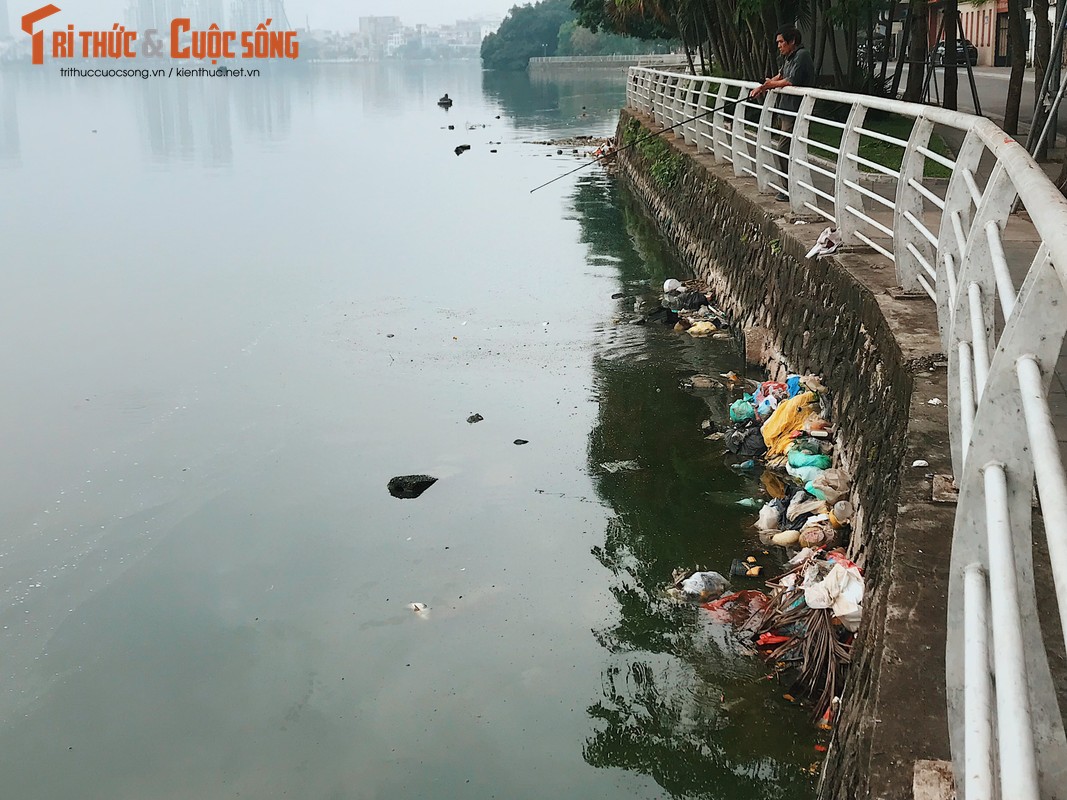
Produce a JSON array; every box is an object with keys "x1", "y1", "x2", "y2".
[
  {"x1": 787, "y1": 448, "x2": 831, "y2": 470},
  {"x1": 730, "y1": 398, "x2": 755, "y2": 422}
]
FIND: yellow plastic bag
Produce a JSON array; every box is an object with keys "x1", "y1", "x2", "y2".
[
  {"x1": 761, "y1": 391, "x2": 817, "y2": 460},
  {"x1": 686, "y1": 321, "x2": 718, "y2": 337}
]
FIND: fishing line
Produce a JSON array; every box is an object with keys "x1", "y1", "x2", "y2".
[{"x1": 528, "y1": 93, "x2": 752, "y2": 194}]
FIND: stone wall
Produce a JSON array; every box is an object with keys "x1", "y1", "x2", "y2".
[{"x1": 615, "y1": 109, "x2": 956, "y2": 799}]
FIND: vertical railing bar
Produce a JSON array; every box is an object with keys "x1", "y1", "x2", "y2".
[
  {"x1": 964, "y1": 563, "x2": 996, "y2": 800},
  {"x1": 985, "y1": 220, "x2": 1016, "y2": 319},
  {"x1": 968, "y1": 283, "x2": 991, "y2": 400},
  {"x1": 1017, "y1": 355, "x2": 1067, "y2": 650},
  {"x1": 952, "y1": 210, "x2": 969, "y2": 257},
  {"x1": 944, "y1": 252, "x2": 959, "y2": 315},
  {"x1": 959, "y1": 341, "x2": 976, "y2": 463},
  {"x1": 983, "y1": 463, "x2": 1042, "y2": 800},
  {"x1": 962, "y1": 168, "x2": 984, "y2": 208}
]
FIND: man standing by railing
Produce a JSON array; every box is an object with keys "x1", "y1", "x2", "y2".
[{"x1": 750, "y1": 26, "x2": 815, "y2": 201}]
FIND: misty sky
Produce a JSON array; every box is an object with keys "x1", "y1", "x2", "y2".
[{"x1": 4, "y1": 0, "x2": 518, "y2": 31}]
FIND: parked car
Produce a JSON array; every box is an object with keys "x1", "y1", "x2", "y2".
[{"x1": 933, "y1": 38, "x2": 978, "y2": 66}]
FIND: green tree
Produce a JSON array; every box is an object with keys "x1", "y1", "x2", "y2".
[{"x1": 481, "y1": 0, "x2": 578, "y2": 70}]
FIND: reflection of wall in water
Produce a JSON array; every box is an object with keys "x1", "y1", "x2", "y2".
[
  {"x1": 234, "y1": 73, "x2": 290, "y2": 140},
  {"x1": 136, "y1": 77, "x2": 233, "y2": 165},
  {"x1": 0, "y1": 73, "x2": 18, "y2": 161}
]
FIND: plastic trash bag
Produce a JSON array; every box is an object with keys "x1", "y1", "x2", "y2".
[
  {"x1": 787, "y1": 448, "x2": 832, "y2": 470},
  {"x1": 724, "y1": 425, "x2": 767, "y2": 457},
  {"x1": 730, "y1": 399, "x2": 756, "y2": 422},
  {"x1": 786, "y1": 491, "x2": 828, "y2": 522},
  {"x1": 786, "y1": 464, "x2": 826, "y2": 484},
  {"x1": 756, "y1": 502, "x2": 781, "y2": 532},
  {"x1": 803, "y1": 563, "x2": 864, "y2": 631},
  {"x1": 808, "y1": 469, "x2": 851, "y2": 504},
  {"x1": 798, "y1": 516, "x2": 835, "y2": 548},
  {"x1": 687, "y1": 320, "x2": 718, "y2": 337},
  {"x1": 761, "y1": 392, "x2": 817, "y2": 459},
  {"x1": 678, "y1": 571, "x2": 730, "y2": 602}
]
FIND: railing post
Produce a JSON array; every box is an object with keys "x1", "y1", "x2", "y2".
[
  {"x1": 754, "y1": 95, "x2": 775, "y2": 192},
  {"x1": 712, "y1": 82, "x2": 731, "y2": 164},
  {"x1": 788, "y1": 95, "x2": 817, "y2": 214},
  {"x1": 834, "y1": 103, "x2": 868, "y2": 244},
  {"x1": 731, "y1": 97, "x2": 749, "y2": 178},
  {"x1": 894, "y1": 115, "x2": 935, "y2": 294},
  {"x1": 695, "y1": 79, "x2": 711, "y2": 154}
]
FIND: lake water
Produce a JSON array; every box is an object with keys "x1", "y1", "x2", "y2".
[{"x1": 0, "y1": 61, "x2": 816, "y2": 799}]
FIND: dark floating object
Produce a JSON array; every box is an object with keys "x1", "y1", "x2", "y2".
[
  {"x1": 388, "y1": 475, "x2": 438, "y2": 499},
  {"x1": 556, "y1": 149, "x2": 563, "y2": 155},
  {"x1": 455, "y1": 144, "x2": 471, "y2": 156},
  {"x1": 495, "y1": 115, "x2": 500, "y2": 119},
  {"x1": 513, "y1": 439, "x2": 529, "y2": 446},
  {"x1": 447, "y1": 124, "x2": 455, "y2": 130},
  {"x1": 467, "y1": 413, "x2": 484, "y2": 424},
  {"x1": 611, "y1": 292, "x2": 626, "y2": 299},
  {"x1": 438, "y1": 93, "x2": 453, "y2": 107},
  {"x1": 490, "y1": 149, "x2": 498, "y2": 153}
]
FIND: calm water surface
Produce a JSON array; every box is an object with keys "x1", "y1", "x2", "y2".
[{"x1": 0, "y1": 62, "x2": 815, "y2": 799}]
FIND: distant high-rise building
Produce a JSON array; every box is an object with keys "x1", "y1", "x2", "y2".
[
  {"x1": 0, "y1": 0, "x2": 11, "y2": 41},
  {"x1": 359, "y1": 16, "x2": 401, "y2": 47},
  {"x1": 190, "y1": 0, "x2": 226, "y2": 26},
  {"x1": 230, "y1": 0, "x2": 291, "y2": 32},
  {"x1": 127, "y1": 0, "x2": 188, "y2": 32}
]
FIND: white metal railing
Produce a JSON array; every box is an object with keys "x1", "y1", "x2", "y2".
[{"x1": 627, "y1": 66, "x2": 1067, "y2": 800}]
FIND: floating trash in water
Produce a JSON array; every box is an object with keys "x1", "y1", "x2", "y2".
[
  {"x1": 388, "y1": 475, "x2": 438, "y2": 499},
  {"x1": 600, "y1": 460, "x2": 640, "y2": 473}
]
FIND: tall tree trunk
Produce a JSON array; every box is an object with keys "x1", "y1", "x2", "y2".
[
  {"x1": 903, "y1": 0, "x2": 928, "y2": 102},
  {"x1": 814, "y1": 5, "x2": 827, "y2": 73},
  {"x1": 1004, "y1": 0, "x2": 1027, "y2": 134},
  {"x1": 1032, "y1": 0, "x2": 1053, "y2": 157},
  {"x1": 865, "y1": 1, "x2": 876, "y2": 93},
  {"x1": 944, "y1": 3, "x2": 959, "y2": 110},
  {"x1": 878, "y1": 2, "x2": 896, "y2": 85}
]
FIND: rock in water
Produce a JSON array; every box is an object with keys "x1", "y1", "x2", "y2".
[
  {"x1": 388, "y1": 475, "x2": 438, "y2": 499},
  {"x1": 467, "y1": 413, "x2": 484, "y2": 424}
]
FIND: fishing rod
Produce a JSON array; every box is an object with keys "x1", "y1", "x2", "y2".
[{"x1": 529, "y1": 92, "x2": 753, "y2": 194}]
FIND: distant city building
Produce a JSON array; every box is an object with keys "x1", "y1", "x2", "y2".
[
  {"x1": 359, "y1": 16, "x2": 401, "y2": 44},
  {"x1": 189, "y1": 0, "x2": 226, "y2": 26},
  {"x1": 230, "y1": 0, "x2": 291, "y2": 31},
  {"x1": 127, "y1": 0, "x2": 188, "y2": 31}
]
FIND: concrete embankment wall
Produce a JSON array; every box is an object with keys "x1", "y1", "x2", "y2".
[{"x1": 614, "y1": 109, "x2": 958, "y2": 799}]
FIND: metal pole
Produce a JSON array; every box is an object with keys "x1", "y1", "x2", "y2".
[
  {"x1": 1031, "y1": 65, "x2": 1067, "y2": 160},
  {"x1": 964, "y1": 564, "x2": 995, "y2": 800},
  {"x1": 1027, "y1": 4, "x2": 1067, "y2": 152},
  {"x1": 984, "y1": 463, "x2": 1042, "y2": 800}
]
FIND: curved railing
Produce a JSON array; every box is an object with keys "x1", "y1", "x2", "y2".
[{"x1": 626, "y1": 66, "x2": 1067, "y2": 799}]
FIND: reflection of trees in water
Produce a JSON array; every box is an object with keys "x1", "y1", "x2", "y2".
[
  {"x1": 480, "y1": 70, "x2": 626, "y2": 128},
  {"x1": 571, "y1": 174, "x2": 815, "y2": 799},
  {"x1": 569, "y1": 173, "x2": 678, "y2": 288}
]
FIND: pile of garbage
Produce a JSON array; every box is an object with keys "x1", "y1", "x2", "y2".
[{"x1": 670, "y1": 362, "x2": 864, "y2": 727}]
